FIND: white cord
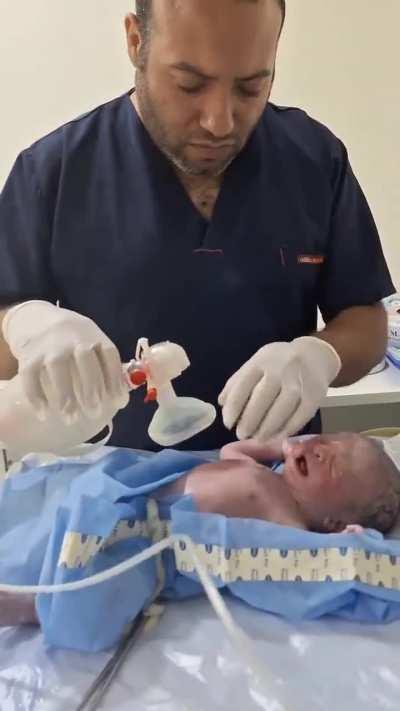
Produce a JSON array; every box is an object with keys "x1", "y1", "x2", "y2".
[{"x1": 0, "y1": 533, "x2": 290, "y2": 710}]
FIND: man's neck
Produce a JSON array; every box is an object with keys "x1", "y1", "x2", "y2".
[
  {"x1": 176, "y1": 171, "x2": 222, "y2": 221},
  {"x1": 131, "y1": 91, "x2": 223, "y2": 220}
]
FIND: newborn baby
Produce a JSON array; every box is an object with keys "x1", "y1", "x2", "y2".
[
  {"x1": 165, "y1": 432, "x2": 400, "y2": 534},
  {"x1": 1, "y1": 432, "x2": 399, "y2": 631}
]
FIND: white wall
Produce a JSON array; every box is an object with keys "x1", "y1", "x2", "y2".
[
  {"x1": 0, "y1": 0, "x2": 133, "y2": 183},
  {"x1": 272, "y1": 0, "x2": 400, "y2": 290},
  {"x1": 0, "y1": 0, "x2": 398, "y2": 288}
]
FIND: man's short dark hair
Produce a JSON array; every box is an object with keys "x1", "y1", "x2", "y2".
[{"x1": 135, "y1": 0, "x2": 286, "y2": 41}]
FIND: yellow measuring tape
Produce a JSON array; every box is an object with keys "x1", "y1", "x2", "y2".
[
  {"x1": 174, "y1": 542, "x2": 400, "y2": 589},
  {"x1": 57, "y1": 515, "x2": 400, "y2": 591}
]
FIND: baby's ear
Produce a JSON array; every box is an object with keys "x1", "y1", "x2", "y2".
[
  {"x1": 322, "y1": 517, "x2": 344, "y2": 533},
  {"x1": 342, "y1": 524, "x2": 365, "y2": 535}
]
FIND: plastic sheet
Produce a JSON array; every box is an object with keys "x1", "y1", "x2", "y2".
[{"x1": 1, "y1": 597, "x2": 400, "y2": 710}]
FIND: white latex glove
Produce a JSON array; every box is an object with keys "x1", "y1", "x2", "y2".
[
  {"x1": 218, "y1": 336, "x2": 341, "y2": 441},
  {"x1": 2, "y1": 301, "x2": 129, "y2": 422}
]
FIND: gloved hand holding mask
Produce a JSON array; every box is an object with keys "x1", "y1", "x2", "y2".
[
  {"x1": 219, "y1": 336, "x2": 341, "y2": 441},
  {"x1": 2, "y1": 301, "x2": 129, "y2": 423}
]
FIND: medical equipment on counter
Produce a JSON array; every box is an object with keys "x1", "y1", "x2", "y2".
[
  {"x1": 368, "y1": 358, "x2": 386, "y2": 375},
  {"x1": 0, "y1": 337, "x2": 216, "y2": 460},
  {"x1": 383, "y1": 294, "x2": 400, "y2": 368}
]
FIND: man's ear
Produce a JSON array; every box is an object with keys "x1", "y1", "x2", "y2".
[{"x1": 125, "y1": 13, "x2": 143, "y2": 68}]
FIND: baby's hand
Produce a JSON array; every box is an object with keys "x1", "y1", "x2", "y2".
[
  {"x1": 220, "y1": 436, "x2": 285, "y2": 463},
  {"x1": 343, "y1": 524, "x2": 364, "y2": 535}
]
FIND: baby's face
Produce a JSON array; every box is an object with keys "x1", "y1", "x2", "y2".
[{"x1": 282, "y1": 433, "x2": 385, "y2": 531}]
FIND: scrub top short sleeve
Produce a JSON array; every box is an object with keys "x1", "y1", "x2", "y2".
[
  {"x1": 0, "y1": 150, "x2": 56, "y2": 306},
  {"x1": 317, "y1": 141, "x2": 394, "y2": 322}
]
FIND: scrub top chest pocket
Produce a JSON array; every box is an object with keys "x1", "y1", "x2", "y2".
[
  {"x1": 280, "y1": 246, "x2": 326, "y2": 290},
  {"x1": 231, "y1": 242, "x2": 325, "y2": 331}
]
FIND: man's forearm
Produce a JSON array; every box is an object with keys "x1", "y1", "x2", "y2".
[
  {"x1": 315, "y1": 303, "x2": 388, "y2": 387},
  {"x1": 0, "y1": 307, "x2": 18, "y2": 380}
]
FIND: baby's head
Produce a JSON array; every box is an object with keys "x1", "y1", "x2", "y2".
[{"x1": 282, "y1": 433, "x2": 400, "y2": 534}]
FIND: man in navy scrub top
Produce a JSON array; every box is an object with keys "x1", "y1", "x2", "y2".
[{"x1": 0, "y1": 0, "x2": 395, "y2": 451}]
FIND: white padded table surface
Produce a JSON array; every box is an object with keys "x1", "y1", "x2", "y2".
[{"x1": 1, "y1": 597, "x2": 400, "y2": 710}]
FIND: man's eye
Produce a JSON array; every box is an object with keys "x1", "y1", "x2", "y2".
[{"x1": 238, "y1": 86, "x2": 262, "y2": 98}]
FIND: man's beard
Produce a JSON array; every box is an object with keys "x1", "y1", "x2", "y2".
[{"x1": 135, "y1": 74, "x2": 241, "y2": 177}]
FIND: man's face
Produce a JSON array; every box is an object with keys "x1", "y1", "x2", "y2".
[
  {"x1": 282, "y1": 434, "x2": 387, "y2": 531},
  {"x1": 127, "y1": 0, "x2": 282, "y2": 176}
]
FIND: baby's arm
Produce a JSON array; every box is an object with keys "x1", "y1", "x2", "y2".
[
  {"x1": 221, "y1": 437, "x2": 286, "y2": 463},
  {"x1": 160, "y1": 459, "x2": 277, "y2": 519},
  {"x1": 168, "y1": 460, "x2": 307, "y2": 528},
  {"x1": 0, "y1": 592, "x2": 38, "y2": 626}
]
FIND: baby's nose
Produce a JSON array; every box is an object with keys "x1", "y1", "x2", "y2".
[
  {"x1": 283, "y1": 439, "x2": 305, "y2": 458},
  {"x1": 311, "y1": 443, "x2": 330, "y2": 462},
  {"x1": 309, "y1": 444, "x2": 336, "y2": 483}
]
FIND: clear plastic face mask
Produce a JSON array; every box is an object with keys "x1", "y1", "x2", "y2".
[
  {"x1": 127, "y1": 338, "x2": 217, "y2": 448},
  {"x1": 148, "y1": 396, "x2": 217, "y2": 447}
]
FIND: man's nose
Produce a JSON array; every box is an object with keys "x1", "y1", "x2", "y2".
[{"x1": 199, "y1": 87, "x2": 235, "y2": 139}]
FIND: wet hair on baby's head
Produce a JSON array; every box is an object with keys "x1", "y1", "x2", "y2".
[{"x1": 357, "y1": 440, "x2": 400, "y2": 533}]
